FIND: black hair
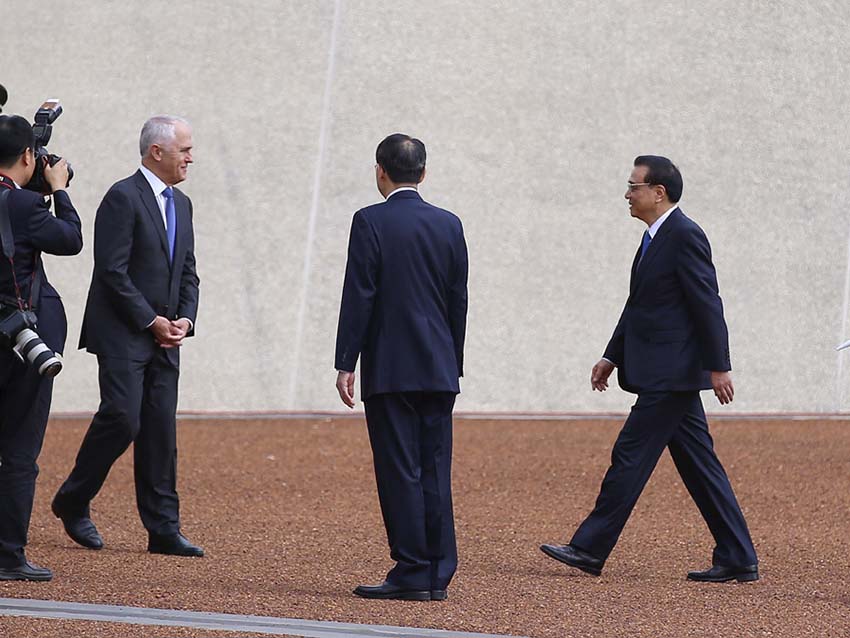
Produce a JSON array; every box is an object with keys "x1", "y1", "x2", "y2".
[
  {"x1": 0, "y1": 114, "x2": 34, "y2": 169},
  {"x1": 375, "y1": 133, "x2": 426, "y2": 183},
  {"x1": 634, "y1": 155, "x2": 683, "y2": 203}
]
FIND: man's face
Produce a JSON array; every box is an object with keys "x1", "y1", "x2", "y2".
[
  {"x1": 154, "y1": 122, "x2": 193, "y2": 186},
  {"x1": 624, "y1": 165, "x2": 658, "y2": 221}
]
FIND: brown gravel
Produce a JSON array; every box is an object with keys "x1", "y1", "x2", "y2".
[{"x1": 0, "y1": 416, "x2": 848, "y2": 638}]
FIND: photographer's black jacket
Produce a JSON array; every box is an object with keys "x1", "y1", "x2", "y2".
[{"x1": 0, "y1": 181, "x2": 83, "y2": 309}]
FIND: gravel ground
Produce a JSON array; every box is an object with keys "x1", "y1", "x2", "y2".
[{"x1": 0, "y1": 416, "x2": 848, "y2": 638}]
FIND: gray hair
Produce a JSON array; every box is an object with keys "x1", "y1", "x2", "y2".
[{"x1": 139, "y1": 115, "x2": 190, "y2": 157}]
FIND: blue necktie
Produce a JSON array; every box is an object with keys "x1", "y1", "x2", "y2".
[
  {"x1": 639, "y1": 230, "x2": 651, "y2": 261},
  {"x1": 162, "y1": 187, "x2": 176, "y2": 262}
]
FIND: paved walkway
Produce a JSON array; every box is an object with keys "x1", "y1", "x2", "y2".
[{"x1": 0, "y1": 597, "x2": 528, "y2": 638}]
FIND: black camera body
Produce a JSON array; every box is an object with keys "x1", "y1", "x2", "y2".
[
  {"x1": 0, "y1": 304, "x2": 63, "y2": 377},
  {"x1": 25, "y1": 100, "x2": 74, "y2": 194}
]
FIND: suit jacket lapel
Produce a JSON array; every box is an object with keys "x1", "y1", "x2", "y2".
[
  {"x1": 628, "y1": 243, "x2": 642, "y2": 293},
  {"x1": 134, "y1": 170, "x2": 171, "y2": 263},
  {"x1": 629, "y1": 208, "x2": 681, "y2": 296}
]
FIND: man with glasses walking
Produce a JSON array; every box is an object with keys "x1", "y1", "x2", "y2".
[{"x1": 540, "y1": 155, "x2": 758, "y2": 583}]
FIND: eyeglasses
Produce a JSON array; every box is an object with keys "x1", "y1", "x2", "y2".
[{"x1": 626, "y1": 182, "x2": 653, "y2": 192}]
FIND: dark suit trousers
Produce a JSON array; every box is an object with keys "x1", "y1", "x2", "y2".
[
  {"x1": 0, "y1": 297, "x2": 66, "y2": 567},
  {"x1": 56, "y1": 350, "x2": 180, "y2": 535},
  {"x1": 571, "y1": 391, "x2": 757, "y2": 567},
  {"x1": 363, "y1": 392, "x2": 457, "y2": 591}
]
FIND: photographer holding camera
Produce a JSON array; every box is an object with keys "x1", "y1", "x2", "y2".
[{"x1": 0, "y1": 114, "x2": 82, "y2": 581}]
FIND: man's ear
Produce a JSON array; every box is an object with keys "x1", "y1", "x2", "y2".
[
  {"x1": 417, "y1": 166, "x2": 426, "y2": 185},
  {"x1": 149, "y1": 144, "x2": 163, "y2": 161},
  {"x1": 21, "y1": 147, "x2": 34, "y2": 168}
]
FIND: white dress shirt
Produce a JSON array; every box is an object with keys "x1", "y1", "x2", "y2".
[
  {"x1": 385, "y1": 186, "x2": 418, "y2": 199},
  {"x1": 138, "y1": 164, "x2": 171, "y2": 231},
  {"x1": 646, "y1": 204, "x2": 677, "y2": 239},
  {"x1": 137, "y1": 165, "x2": 192, "y2": 331}
]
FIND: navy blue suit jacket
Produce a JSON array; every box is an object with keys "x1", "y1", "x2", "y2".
[
  {"x1": 603, "y1": 208, "x2": 730, "y2": 394},
  {"x1": 79, "y1": 170, "x2": 199, "y2": 361},
  {"x1": 335, "y1": 190, "x2": 468, "y2": 400}
]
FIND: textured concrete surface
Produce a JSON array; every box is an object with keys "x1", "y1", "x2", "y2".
[
  {"x1": 1, "y1": 2, "x2": 850, "y2": 412},
  {"x1": 0, "y1": 417, "x2": 847, "y2": 638}
]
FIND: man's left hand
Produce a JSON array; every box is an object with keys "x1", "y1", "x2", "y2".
[
  {"x1": 711, "y1": 371, "x2": 734, "y2": 405},
  {"x1": 166, "y1": 318, "x2": 191, "y2": 347},
  {"x1": 336, "y1": 371, "x2": 356, "y2": 408}
]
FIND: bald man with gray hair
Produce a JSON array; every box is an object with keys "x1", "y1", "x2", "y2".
[{"x1": 52, "y1": 115, "x2": 202, "y2": 558}]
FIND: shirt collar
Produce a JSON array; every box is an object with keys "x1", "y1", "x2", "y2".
[
  {"x1": 647, "y1": 204, "x2": 677, "y2": 238},
  {"x1": 385, "y1": 186, "x2": 418, "y2": 200},
  {"x1": 139, "y1": 164, "x2": 168, "y2": 197}
]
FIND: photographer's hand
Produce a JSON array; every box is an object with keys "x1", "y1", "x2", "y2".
[
  {"x1": 43, "y1": 158, "x2": 70, "y2": 193},
  {"x1": 149, "y1": 316, "x2": 183, "y2": 348}
]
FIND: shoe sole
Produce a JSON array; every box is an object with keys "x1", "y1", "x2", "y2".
[
  {"x1": 431, "y1": 590, "x2": 448, "y2": 601},
  {"x1": 353, "y1": 589, "x2": 432, "y2": 601},
  {"x1": 540, "y1": 545, "x2": 602, "y2": 576},
  {"x1": 0, "y1": 571, "x2": 53, "y2": 582},
  {"x1": 687, "y1": 573, "x2": 759, "y2": 583},
  {"x1": 148, "y1": 549, "x2": 204, "y2": 557}
]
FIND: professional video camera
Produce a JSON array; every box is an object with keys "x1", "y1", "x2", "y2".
[
  {"x1": 25, "y1": 99, "x2": 74, "y2": 194},
  {"x1": 0, "y1": 305, "x2": 63, "y2": 377}
]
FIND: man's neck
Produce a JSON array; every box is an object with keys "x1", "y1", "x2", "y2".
[
  {"x1": 382, "y1": 183, "x2": 418, "y2": 199},
  {"x1": 0, "y1": 170, "x2": 23, "y2": 188},
  {"x1": 642, "y1": 202, "x2": 673, "y2": 227},
  {"x1": 141, "y1": 159, "x2": 171, "y2": 186}
]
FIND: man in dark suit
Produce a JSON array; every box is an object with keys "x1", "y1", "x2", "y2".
[
  {"x1": 52, "y1": 115, "x2": 202, "y2": 557},
  {"x1": 541, "y1": 155, "x2": 758, "y2": 582},
  {"x1": 335, "y1": 133, "x2": 468, "y2": 600},
  {"x1": 0, "y1": 114, "x2": 82, "y2": 581}
]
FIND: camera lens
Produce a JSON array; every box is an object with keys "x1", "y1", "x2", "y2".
[{"x1": 14, "y1": 328, "x2": 63, "y2": 377}]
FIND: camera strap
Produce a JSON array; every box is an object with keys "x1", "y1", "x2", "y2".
[
  {"x1": 0, "y1": 188, "x2": 15, "y2": 260},
  {"x1": 0, "y1": 186, "x2": 38, "y2": 311}
]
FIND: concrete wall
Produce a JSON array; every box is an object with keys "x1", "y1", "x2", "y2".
[{"x1": 2, "y1": 0, "x2": 849, "y2": 414}]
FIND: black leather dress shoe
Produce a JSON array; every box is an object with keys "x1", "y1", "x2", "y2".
[
  {"x1": 430, "y1": 589, "x2": 448, "y2": 601},
  {"x1": 540, "y1": 543, "x2": 604, "y2": 576},
  {"x1": 0, "y1": 561, "x2": 53, "y2": 581},
  {"x1": 687, "y1": 564, "x2": 759, "y2": 583},
  {"x1": 353, "y1": 581, "x2": 431, "y2": 601},
  {"x1": 51, "y1": 496, "x2": 103, "y2": 550},
  {"x1": 148, "y1": 532, "x2": 204, "y2": 557}
]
